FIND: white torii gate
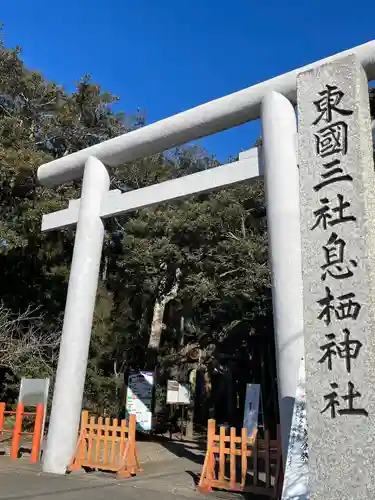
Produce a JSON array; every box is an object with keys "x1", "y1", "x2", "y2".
[{"x1": 37, "y1": 41, "x2": 375, "y2": 475}]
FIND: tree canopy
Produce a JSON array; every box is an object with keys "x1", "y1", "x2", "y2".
[{"x1": 0, "y1": 26, "x2": 281, "y2": 429}]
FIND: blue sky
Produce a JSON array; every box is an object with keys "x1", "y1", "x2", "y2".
[{"x1": 1, "y1": 0, "x2": 375, "y2": 161}]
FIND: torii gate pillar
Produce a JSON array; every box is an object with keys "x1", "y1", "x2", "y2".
[
  {"x1": 262, "y1": 92, "x2": 304, "y2": 464},
  {"x1": 37, "y1": 41, "x2": 375, "y2": 476},
  {"x1": 42, "y1": 157, "x2": 110, "y2": 475}
]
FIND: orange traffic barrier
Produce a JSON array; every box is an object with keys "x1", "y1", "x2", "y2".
[
  {"x1": 31, "y1": 404, "x2": 44, "y2": 463},
  {"x1": 0, "y1": 402, "x2": 44, "y2": 463},
  {"x1": 0, "y1": 403, "x2": 5, "y2": 440},
  {"x1": 198, "y1": 419, "x2": 282, "y2": 499},
  {"x1": 69, "y1": 411, "x2": 142, "y2": 477},
  {"x1": 10, "y1": 403, "x2": 23, "y2": 459}
]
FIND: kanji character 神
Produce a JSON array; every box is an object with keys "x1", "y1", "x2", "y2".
[{"x1": 318, "y1": 329, "x2": 362, "y2": 373}]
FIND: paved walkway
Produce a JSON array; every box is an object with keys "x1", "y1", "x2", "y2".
[
  {"x1": 0, "y1": 456, "x2": 211, "y2": 500},
  {"x1": 0, "y1": 437, "x2": 268, "y2": 499},
  {"x1": 2, "y1": 434, "x2": 206, "y2": 466},
  {"x1": 137, "y1": 435, "x2": 206, "y2": 464}
]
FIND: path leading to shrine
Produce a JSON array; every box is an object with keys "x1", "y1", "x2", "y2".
[
  {"x1": 0, "y1": 433, "x2": 273, "y2": 499},
  {"x1": 0, "y1": 454, "x2": 253, "y2": 500}
]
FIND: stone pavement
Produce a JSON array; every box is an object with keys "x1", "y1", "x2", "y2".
[
  {"x1": 137, "y1": 435, "x2": 206, "y2": 464},
  {"x1": 0, "y1": 437, "x2": 270, "y2": 499},
  {"x1": 0, "y1": 455, "x2": 246, "y2": 500}
]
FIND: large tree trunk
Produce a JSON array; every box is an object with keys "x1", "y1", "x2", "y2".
[
  {"x1": 148, "y1": 300, "x2": 166, "y2": 350},
  {"x1": 148, "y1": 267, "x2": 181, "y2": 351}
]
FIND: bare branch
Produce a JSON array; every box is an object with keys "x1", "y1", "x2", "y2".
[{"x1": 0, "y1": 303, "x2": 61, "y2": 375}]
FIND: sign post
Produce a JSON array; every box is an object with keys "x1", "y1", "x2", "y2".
[
  {"x1": 18, "y1": 378, "x2": 50, "y2": 458},
  {"x1": 243, "y1": 384, "x2": 260, "y2": 437},
  {"x1": 125, "y1": 371, "x2": 154, "y2": 431},
  {"x1": 166, "y1": 380, "x2": 191, "y2": 440}
]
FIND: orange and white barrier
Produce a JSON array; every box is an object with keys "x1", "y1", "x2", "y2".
[
  {"x1": 198, "y1": 419, "x2": 283, "y2": 498},
  {"x1": 69, "y1": 411, "x2": 142, "y2": 477},
  {"x1": 0, "y1": 402, "x2": 44, "y2": 463}
]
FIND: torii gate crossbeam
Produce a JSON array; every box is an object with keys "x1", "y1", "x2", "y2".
[{"x1": 37, "y1": 41, "x2": 375, "y2": 476}]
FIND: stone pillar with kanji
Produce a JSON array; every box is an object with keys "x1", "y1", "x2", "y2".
[{"x1": 298, "y1": 54, "x2": 375, "y2": 499}]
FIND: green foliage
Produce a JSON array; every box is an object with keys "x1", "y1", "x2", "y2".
[{"x1": 0, "y1": 26, "x2": 278, "y2": 427}]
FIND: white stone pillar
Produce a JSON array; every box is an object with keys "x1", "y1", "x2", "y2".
[
  {"x1": 42, "y1": 156, "x2": 110, "y2": 474},
  {"x1": 261, "y1": 92, "x2": 304, "y2": 465}
]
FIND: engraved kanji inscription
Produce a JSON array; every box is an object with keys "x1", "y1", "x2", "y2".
[
  {"x1": 317, "y1": 287, "x2": 361, "y2": 326},
  {"x1": 320, "y1": 232, "x2": 358, "y2": 281},
  {"x1": 318, "y1": 329, "x2": 362, "y2": 373},
  {"x1": 313, "y1": 85, "x2": 353, "y2": 125},
  {"x1": 311, "y1": 194, "x2": 356, "y2": 231},
  {"x1": 315, "y1": 121, "x2": 348, "y2": 158},
  {"x1": 321, "y1": 381, "x2": 368, "y2": 419},
  {"x1": 313, "y1": 160, "x2": 353, "y2": 192}
]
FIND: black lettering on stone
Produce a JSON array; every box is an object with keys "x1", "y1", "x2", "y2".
[
  {"x1": 310, "y1": 194, "x2": 356, "y2": 231},
  {"x1": 314, "y1": 121, "x2": 348, "y2": 157},
  {"x1": 313, "y1": 160, "x2": 353, "y2": 192},
  {"x1": 313, "y1": 85, "x2": 353, "y2": 125},
  {"x1": 320, "y1": 232, "x2": 357, "y2": 281},
  {"x1": 318, "y1": 329, "x2": 362, "y2": 373},
  {"x1": 321, "y1": 382, "x2": 368, "y2": 418},
  {"x1": 317, "y1": 287, "x2": 361, "y2": 326}
]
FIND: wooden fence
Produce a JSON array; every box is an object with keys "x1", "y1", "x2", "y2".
[
  {"x1": 69, "y1": 411, "x2": 142, "y2": 477},
  {"x1": 199, "y1": 419, "x2": 282, "y2": 498},
  {"x1": 0, "y1": 402, "x2": 44, "y2": 463}
]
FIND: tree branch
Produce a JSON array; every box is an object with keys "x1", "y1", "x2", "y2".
[{"x1": 0, "y1": 303, "x2": 60, "y2": 375}]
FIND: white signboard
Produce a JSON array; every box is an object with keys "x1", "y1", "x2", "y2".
[
  {"x1": 125, "y1": 371, "x2": 154, "y2": 431},
  {"x1": 166, "y1": 380, "x2": 191, "y2": 404},
  {"x1": 18, "y1": 378, "x2": 50, "y2": 459},
  {"x1": 243, "y1": 383, "x2": 260, "y2": 437},
  {"x1": 19, "y1": 378, "x2": 50, "y2": 407},
  {"x1": 281, "y1": 358, "x2": 309, "y2": 499}
]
